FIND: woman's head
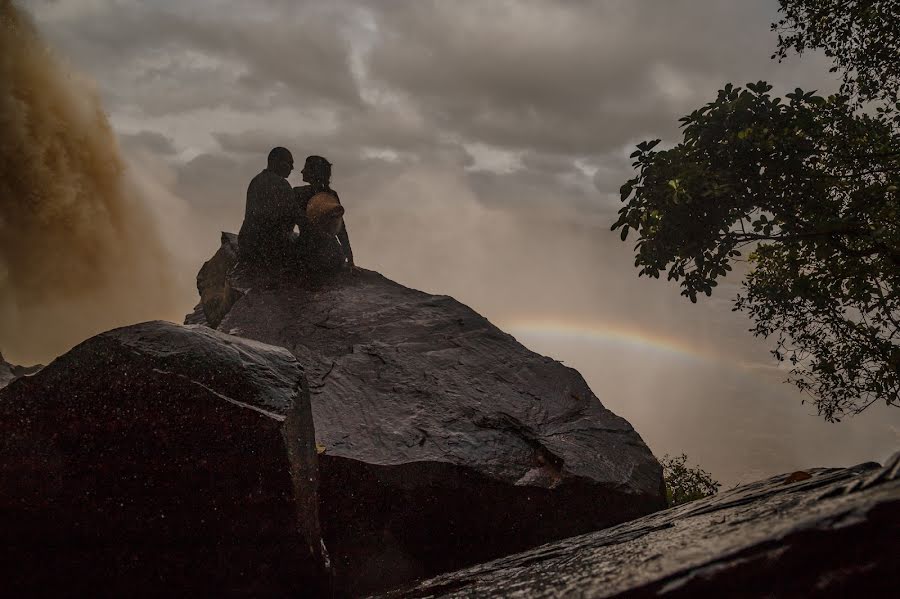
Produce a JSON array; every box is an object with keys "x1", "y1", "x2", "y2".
[{"x1": 301, "y1": 155, "x2": 332, "y2": 185}]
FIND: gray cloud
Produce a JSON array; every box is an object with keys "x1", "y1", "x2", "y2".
[
  {"x1": 173, "y1": 153, "x2": 251, "y2": 216},
  {"x1": 119, "y1": 130, "x2": 177, "y2": 155},
  {"x1": 25, "y1": 0, "x2": 361, "y2": 116},
  {"x1": 363, "y1": 0, "x2": 834, "y2": 156}
]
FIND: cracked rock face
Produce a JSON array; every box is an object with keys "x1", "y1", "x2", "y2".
[
  {"x1": 381, "y1": 454, "x2": 900, "y2": 598},
  {"x1": 196, "y1": 235, "x2": 666, "y2": 596},
  {"x1": 0, "y1": 321, "x2": 328, "y2": 597}
]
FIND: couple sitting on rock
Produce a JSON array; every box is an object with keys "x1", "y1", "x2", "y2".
[{"x1": 238, "y1": 147, "x2": 354, "y2": 275}]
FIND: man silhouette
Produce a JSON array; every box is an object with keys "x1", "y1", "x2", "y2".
[
  {"x1": 294, "y1": 155, "x2": 354, "y2": 272},
  {"x1": 238, "y1": 147, "x2": 297, "y2": 265}
]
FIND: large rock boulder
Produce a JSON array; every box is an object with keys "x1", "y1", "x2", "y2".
[
  {"x1": 194, "y1": 235, "x2": 666, "y2": 595},
  {"x1": 0, "y1": 321, "x2": 329, "y2": 597},
  {"x1": 382, "y1": 454, "x2": 900, "y2": 598},
  {"x1": 186, "y1": 231, "x2": 243, "y2": 328}
]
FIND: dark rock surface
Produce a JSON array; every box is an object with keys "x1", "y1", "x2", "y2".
[
  {"x1": 195, "y1": 236, "x2": 666, "y2": 596},
  {"x1": 380, "y1": 454, "x2": 900, "y2": 598},
  {"x1": 191, "y1": 231, "x2": 242, "y2": 328},
  {"x1": 0, "y1": 353, "x2": 14, "y2": 389},
  {"x1": 0, "y1": 321, "x2": 328, "y2": 597},
  {"x1": 0, "y1": 351, "x2": 42, "y2": 390}
]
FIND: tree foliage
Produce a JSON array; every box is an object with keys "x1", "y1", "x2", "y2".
[
  {"x1": 612, "y1": 1, "x2": 900, "y2": 421},
  {"x1": 661, "y1": 453, "x2": 721, "y2": 507},
  {"x1": 773, "y1": 0, "x2": 900, "y2": 109}
]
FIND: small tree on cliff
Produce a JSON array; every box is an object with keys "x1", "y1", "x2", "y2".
[
  {"x1": 661, "y1": 454, "x2": 721, "y2": 507},
  {"x1": 613, "y1": 0, "x2": 900, "y2": 421}
]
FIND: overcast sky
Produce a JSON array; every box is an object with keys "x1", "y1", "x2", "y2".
[{"x1": 18, "y1": 0, "x2": 900, "y2": 484}]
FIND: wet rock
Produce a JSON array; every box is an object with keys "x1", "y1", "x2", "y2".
[
  {"x1": 193, "y1": 231, "x2": 242, "y2": 328},
  {"x1": 0, "y1": 351, "x2": 41, "y2": 390},
  {"x1": 0, "y1": 354, "x2": 14, "y2": 389},
  {"x1": 0, "y1": 321, "x2": 328, "y2": 597},
  {"x1": 382, "y1": 454, "x2": 900, "y2": 598},
  {"x1": 195, "y1": 236, "x2": 666, "y2": 596},
  {"x1": 183, "y1": 301, "x2": 209, "y2": 325}
]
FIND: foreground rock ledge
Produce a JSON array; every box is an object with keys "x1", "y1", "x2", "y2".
[
  {"x1": 0, "y1": 321, "x2": 327, "y2": 597},
  {"x1": 191, "y1": 234, "x2": 666, "y2": 595},
  {"x1": 379, "y1": 454, "x2": 900, "y2": 598}
]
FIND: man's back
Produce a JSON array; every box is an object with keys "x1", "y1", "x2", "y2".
[{"x1": 238, "y1": 169, "x2": 297, "y2": 263}]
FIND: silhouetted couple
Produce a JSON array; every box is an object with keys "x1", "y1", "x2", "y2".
[{"x1": 238, "y1": 147, "x2": 354, "y2": 276}]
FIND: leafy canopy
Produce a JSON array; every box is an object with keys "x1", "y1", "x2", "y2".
[
  {"x1": 773, "y1": 0, "x2": 900, "y2": 109},
  {"x1": 612, "y1": 0, "x2": 900, "y2": 421}
]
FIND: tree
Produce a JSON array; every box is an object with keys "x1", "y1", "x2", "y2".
[
  {"x1": 773, "y1": 0, "x2": 900, "y2": 109},
  {"x1": 612, "y1": 0, "x2": 900, "y2": 421},
  {"x1": 661, "y1": 454, "x2": 721, "y2": 507}
]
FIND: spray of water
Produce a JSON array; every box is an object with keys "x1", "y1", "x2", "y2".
[{"x1": 0, "y1": 1, "x2": 184, "y2": 363}]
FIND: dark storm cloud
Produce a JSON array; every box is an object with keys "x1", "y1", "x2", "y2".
[
  {"x1": 352, "y1": 0, "x2": 839, "y2": 212},
  {"x1": 24, "y1": 0, "x2": 361, "y2": 115},
  {"x1": 24, "y1": 0, "x2": 836, "y2": 204},
  {"x1": 363, "y1": 0, "x2": 823, "y2": 155},
  {"x1": 212, "y1": 104, "x2": 451, "y2": 162}
]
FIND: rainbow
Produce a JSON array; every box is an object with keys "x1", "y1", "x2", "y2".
[{"x1": 500, "y1": 317, "x2": 722, "y2": 364}]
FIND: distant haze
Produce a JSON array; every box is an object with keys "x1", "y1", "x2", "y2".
[{"x1": 4, "y1": 0, "x2": 898, "y2": 484}]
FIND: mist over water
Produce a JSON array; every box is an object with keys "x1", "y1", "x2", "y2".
[{"x1": 0, "y1": 1, "x2": 187, "y2": 364}]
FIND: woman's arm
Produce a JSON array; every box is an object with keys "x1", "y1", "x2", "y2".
[{"x1": 337, "y1": 219, "x2": 354, "y2": 268}]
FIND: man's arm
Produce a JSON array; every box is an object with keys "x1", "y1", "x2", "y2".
[{"x1": 276, "y1": 178, "x2": 298, "y2": 224}]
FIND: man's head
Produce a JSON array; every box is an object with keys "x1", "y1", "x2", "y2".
[
  {"x1": 301, "y1": 155, "x2": 332, "y2": 185},
  {"x1": 267, "y1": 147, "x2": 294, "y2": 178}
]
